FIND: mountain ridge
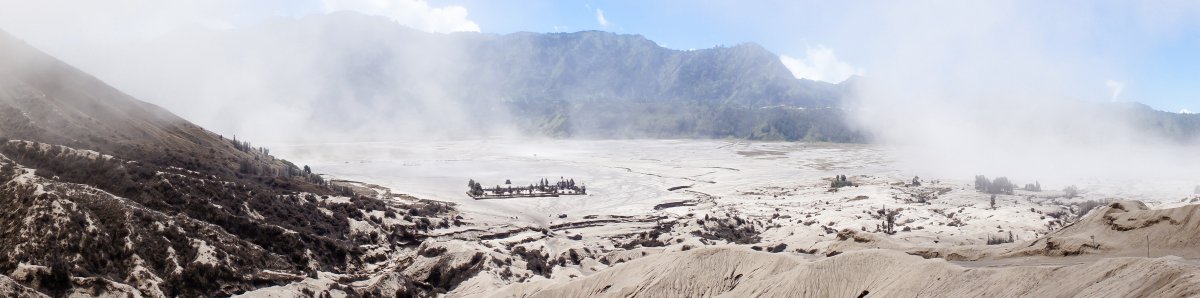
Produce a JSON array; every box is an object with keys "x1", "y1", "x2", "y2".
[{"x1": 62, "y1": 11, "x2": 856, "y2": 142}]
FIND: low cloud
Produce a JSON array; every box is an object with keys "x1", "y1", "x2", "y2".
[
  {"x1": 1105, "y1": 79, "x2": 1124, "y2": 101},
  {"x1": 839, "y1": 2, "x2": 1198, "y2": 185},
  {"x1": 320, "y1": 0, "x2": 480, "y2": 33},
  {"x1": 779, "y1": 45, "x2": 862, "y2": 83},
  {"x1": 595, "y1": 9, "x2": 609, "y2": 27}
]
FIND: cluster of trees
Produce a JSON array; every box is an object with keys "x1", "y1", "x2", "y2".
[
  {"x1": 974, "y1": 175, "x2": 1015, "y2": 195},
  {"x1": 221, "y1": 136, "x2": 332, "y2": 192},
  {"x1": 228, "y1": 135, "x2": 267, "y2": 156},
  {"x1": 830, "y1": 175, "x2": 855, "y2": 188},
  {"x1": 467, "y1": 179, "x2": 485, "y2": 196},
  {"x1": 548, "y1": 178, "x2": 584, "y2": 194},
  {"x1": 1074, "y1": 200, "x2": 1105, "y2": 218},
  {"x1": 467, "y1": 177, "x2": 587, "y2": 197},
  {"x1": 1024, "y1": 182, "x2": 1043, "y2": 192},
  {"x1": 235, "y1": 153, "x2": 325, "y2": 188}
]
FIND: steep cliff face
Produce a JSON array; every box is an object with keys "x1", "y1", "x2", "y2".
[{"x1": 62, "y1": 12, "x2": 857, "y2": 142}]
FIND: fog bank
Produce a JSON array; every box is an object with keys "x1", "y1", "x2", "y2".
[{"x1": 837, "y1": 2, "x2": 1200, "y2": 184}]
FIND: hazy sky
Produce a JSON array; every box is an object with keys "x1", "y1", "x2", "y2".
[{"x1": 0, "y1": 0, "x2": 1196, "y2": 113}]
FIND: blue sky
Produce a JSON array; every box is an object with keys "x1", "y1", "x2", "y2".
[
  {"x1": 1, "y1": 0, "x2": 1196, "y2": 113},
  {"x1": 438, "y1": 0, "x2": 1200, "y2": 113}
]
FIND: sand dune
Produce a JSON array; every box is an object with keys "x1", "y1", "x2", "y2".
[
  {"x1": 494, "y1": 201, "x2": 1200, "y2": 297},
  {"x1": 495, "y1": 247, "x2": 1199, "y2": 298},
  {"x1": 1007, "y1": 201, "x2": 1200, "y2": 258}
]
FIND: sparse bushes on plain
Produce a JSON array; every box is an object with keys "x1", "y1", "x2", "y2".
[
  {"x1": 691, "y1": 216, "x2": 762, "y2": 244},
  {"x1": 621, "y1": 230, "x2": 668, "y2": 249}
]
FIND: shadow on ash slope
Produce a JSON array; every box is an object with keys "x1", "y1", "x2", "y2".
[{"x1": 261, "y1": 140, "x2": 1200, "y2": 297}]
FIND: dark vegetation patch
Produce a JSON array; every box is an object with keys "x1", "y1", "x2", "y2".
[
  {"x1": 0, "y1": 141, "x2": 363, "y2": 266},
  {"x1": 986, "y1": 232, "x2": 1015, "y2": 245},
  {"x1": 653, "y1": 200, "x2": 697, "y2": 210},
  {"x1": 667, "y1": 185, "x2": 692, "y2": 191},
  {"x1": 691, "y1": 215, "x2": 761, "y2": 244},
  {"x1": 620, "y1": 229, "x2": 669, "y2": 249},
  {"x1": 424, "y1": 253, "x2": 487, "y2": 294},
  {"x1": 830, "y1": 175, "x2": 855, "y2": 188},
  {"x1": 769, "y1": 243, "x2": 788, "y2": 253},
  {"x1": 418, "y1": 246, "x2": 448, "y2": 258},
  {"x1": 1075, "y1": 200, "x2": 1107, "y2": 218},
  {"x1": 0, "y1": 141, "x2": 456, "y2": 296},
  {"x1": 512, "y1": 246, "x2": 553, "y2": 278}
]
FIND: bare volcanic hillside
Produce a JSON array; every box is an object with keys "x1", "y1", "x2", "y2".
[
  {"x1": 494, "y1": 201, "x2": 1200, "y2": 298},
  {"x1": 0, "y1": 29, "x2": 470, "y2": 296}
]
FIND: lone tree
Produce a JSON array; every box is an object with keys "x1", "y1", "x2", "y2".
[
  {"x1": 878, "y1": 206, "x2": 900, "y2": 235},
  {"x1": 990, "y1": 194, "x2": 997, "y2": 210}
]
